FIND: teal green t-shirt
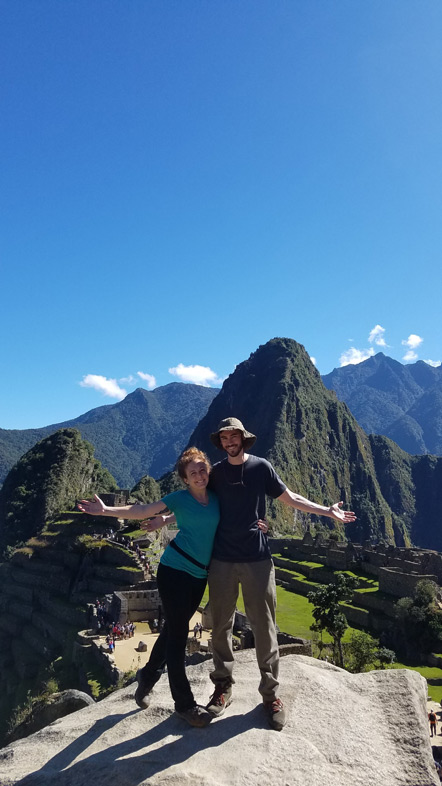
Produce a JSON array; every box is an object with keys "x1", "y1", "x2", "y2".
[{"x1": 160, "y1": 489, "x2": 220, "y2": 578}]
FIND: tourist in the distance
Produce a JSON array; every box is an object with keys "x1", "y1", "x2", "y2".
[
  {"x1": 429, "y1": 709, "x2": 438, "y2": 737},
  {"x1": 78, "y1": 447, "x2": 219, "y2": 728}
]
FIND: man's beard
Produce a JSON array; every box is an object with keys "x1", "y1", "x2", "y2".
[{"x1": 225, "y1": 444, "x2": 243, "y2": 457}]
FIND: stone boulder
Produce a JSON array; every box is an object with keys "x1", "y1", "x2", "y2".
[
  {"x1": 7, "y1": 690, "x2": 95, "y2": 744},
  {"x1": 0, "y1": 653, "x2": 438, "y2": 785}
]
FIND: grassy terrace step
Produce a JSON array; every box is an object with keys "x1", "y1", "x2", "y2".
[
  {"x1": 275, "y1": 567, "x2": 317, "y2": 584},
  {"x1": 272, "y1": 554, "x2": 379, "y2": 592}
]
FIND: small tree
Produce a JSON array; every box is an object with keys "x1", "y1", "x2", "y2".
[
  {"x1": 307, "y1": 573, "x2": 359, "y2": 668},
  {"x1": 345, "y1": 630, "x2": 379, "y2": 673},
  {"x1": 392, "y1": 579, "x2": 442, "y2": 658},
  {"x1": 376, "y1": 646, "x2": 396, "y2": 669}
]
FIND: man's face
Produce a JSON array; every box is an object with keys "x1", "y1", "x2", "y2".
[{"x1": 219, "y1": 429, "x2": 244, "y2": 457}]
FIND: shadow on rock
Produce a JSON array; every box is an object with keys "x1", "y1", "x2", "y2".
[{"x1": 16, "y1": 706, "x2": 265, "y2": 786}]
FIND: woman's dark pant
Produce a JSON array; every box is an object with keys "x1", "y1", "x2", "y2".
[{"x1": 139, "y1": 562, "x2": 206, "y2": 712}]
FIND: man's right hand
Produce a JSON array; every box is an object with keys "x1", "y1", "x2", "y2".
[{"x1": 140, "y1": 515, "x2": 168, "y2": 532}]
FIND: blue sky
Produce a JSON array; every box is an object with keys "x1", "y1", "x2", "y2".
[{"x1": 1, "y1": 1, "x2": 441, "y2": 429}]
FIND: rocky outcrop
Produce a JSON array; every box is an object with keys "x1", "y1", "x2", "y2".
[
  {"x1": 0, "y1": 653, "x2": 437, "y2": 786},
  {"x1": 7, "y1": 690, "x2": 94, "y2": 743}
]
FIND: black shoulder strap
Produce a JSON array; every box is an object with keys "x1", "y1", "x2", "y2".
[{"x1": 169, "y1": 538, "x2": 209, "y2": 572}]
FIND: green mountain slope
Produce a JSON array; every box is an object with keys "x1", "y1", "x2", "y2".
[
  {"x1": 0, "y1": 428, "x2": 117, "y2": 553},
  {"x1": 369, "y1": 434, "x2": 442, "y2": 551},
  {"x1": 0, "y1": 383, "x2": 218, "y2": 488}
]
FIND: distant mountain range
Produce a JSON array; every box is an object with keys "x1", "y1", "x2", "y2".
[
  {"x1": 322, "y1": 353, "x2": 442, "y2": 455},
  {"x1": 0, "y1": 383, "x2": 218, "y2": 488},
  {"x1": 2, "y1": 339, "x2": 442, "y2": 551}
]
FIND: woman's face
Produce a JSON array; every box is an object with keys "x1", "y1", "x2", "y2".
[{"x1": 184, "y1": 460, "x2": 209, "y2": 492}]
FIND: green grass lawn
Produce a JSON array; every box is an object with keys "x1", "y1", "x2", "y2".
[
  {"x1": 200, "y1": 583, "x2": 357, "y2": 644},
  {"x1": 391, "y1": 662, "x2": 442, "y2": 703}
]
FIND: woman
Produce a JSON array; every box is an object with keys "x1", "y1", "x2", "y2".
[{"x1": 78, "y1": 447, "x2": 219, "y2": 728}]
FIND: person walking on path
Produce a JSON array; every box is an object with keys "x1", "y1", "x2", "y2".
[
  {"x1": 78, "y1": 447, "x2": 219, "y2": 728},
  {"x1": 429, "y1": 710, "x2": 438, "y2": 737},
  {"x1": 204, "y1": 417, "x2": 357, "y2": 732}
]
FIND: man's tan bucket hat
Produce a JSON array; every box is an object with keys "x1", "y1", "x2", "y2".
[{"x1": 210, "y1": 417, "x2": 257, "y2": 450}]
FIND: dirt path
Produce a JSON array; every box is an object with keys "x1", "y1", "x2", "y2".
[{"x1": 102, "y1": 611, "x2": 210, "y2": 673}]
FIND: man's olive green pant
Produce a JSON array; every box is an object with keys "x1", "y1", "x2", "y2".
[{"x1": 208, "y1": 558, "x2": 279, "y2": 701}]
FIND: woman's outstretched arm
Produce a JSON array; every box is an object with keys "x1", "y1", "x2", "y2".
[{"x1": 77, "y1": 494, "x2": 169, "y2": 520}]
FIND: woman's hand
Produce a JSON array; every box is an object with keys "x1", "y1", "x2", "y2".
[
  {"x1": 328, "y1": 502, "x2": 356, "y2": 523},
  {"x1": 77, "y1": 494, "x2": 107, "y2": 516},
  {"x1": 257, "y1": 518, "x2": 269, "y2": 533}
]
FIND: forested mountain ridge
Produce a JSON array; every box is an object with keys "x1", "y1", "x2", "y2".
[
  {"x1": 322, "y1": 353, "x2": 442, "y2": 455},
  {"x1": 0, "y1": 383, "x2": 218, "y2": 488},
  {"x1": 0, "y1": 428, "x2": 118, "y2": 553}
]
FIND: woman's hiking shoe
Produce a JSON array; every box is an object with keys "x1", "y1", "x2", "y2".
[
  {"x1": 134, "y1": 669, "x2": 157, "y2": 709},
  {"x1": 176, "y1": 705, "x2": 213, "y2": 728},
  {"x1": 206, "y1": 681, "x2": 233, "y2": 717},
  {"x1": 263, "y1": 697, "x2": 286, "y2": 731}
]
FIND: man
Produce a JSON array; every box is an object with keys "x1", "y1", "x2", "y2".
[
  {"x1": 205, "y1": 417, "x2": 356, "y2": 731},
  {"x1": 429, "y1": 709, "x2": 438, "y2": 737}
]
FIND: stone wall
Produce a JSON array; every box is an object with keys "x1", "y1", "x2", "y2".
[
  {"x1": 271, "y1": 535, "x2": 442, "y2": 599},
  {"x1": 72, "y1": 634, "x2": 123, "y2": 685},
  {"x1": 274, "y1": 569, "x2": 313, "y2": 597},
  {"x1": 351, "y1": 591, "x2": 397, "y2": 618},
  {"x1": 111, "y1": 586, "x2": 161, "y2": 623},
  {"x1": 326, "y1": 549, "x2": 348, "y2": 569},
  {"x1": 340, "y1": 604, "x2": 371, "y2": 628},
  {"x1": 378, "y1": 568, "x2": 438, "y2": 598}
]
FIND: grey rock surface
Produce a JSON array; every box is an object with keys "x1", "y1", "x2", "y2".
[
  {"x1": 7, "y1": 690, "x2": 95, "y2": 743},
  {"x1": 0, "y1": 653, "x2": 438, "y2": 786}
]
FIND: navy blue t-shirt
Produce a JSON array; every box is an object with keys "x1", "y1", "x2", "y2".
[{"x1": 208, "y1": 455, "x2": 286, "y2": 562}]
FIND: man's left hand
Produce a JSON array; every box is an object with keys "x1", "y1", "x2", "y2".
[{"x1": 329, "y1": 502, "x2": 356, "y2": 523}]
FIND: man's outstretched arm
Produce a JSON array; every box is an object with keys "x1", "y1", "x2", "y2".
[{"x1": 278, "y1": 489, "x2": 356, "y2": 523}]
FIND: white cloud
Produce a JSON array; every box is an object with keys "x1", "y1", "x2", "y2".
[
  {"x1": 137, "y1": 371, "x2": 157, "y2": 389},
  {"x1": 424, "y1": 359, "x2": 441, "y2": 368},
  {"x1": 402, "y1": 334, "x2": 423, "y2": 350},
  {"x1": 368, "y1": 324, "x2": 387, "y2": 347},
  {"x1": 80, "y1": 374, "x2": 127, "y2": 400},
  {"x1": 401, "y1": 334, "x2": 423, "y2": 362},
  {"x1": 339, "y1": 347, "x2": 375, "y2": 367},
  {"x1": 169, "y1": 363, "x2": 222, "y2": 387},
  {"x1": 119, "y1": 375, "x2": 136, "y2": 385},
  {"x1": 310, "y1": 356, "x2": 317, "y2": 366}
]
